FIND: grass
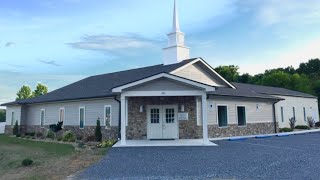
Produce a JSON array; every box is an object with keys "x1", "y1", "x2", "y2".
[{"x1": 0, "y1": 135, "x2": 108, "y2": 180}]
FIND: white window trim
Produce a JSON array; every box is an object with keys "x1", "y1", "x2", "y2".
[
  {"x1": 104, "y1": 105, "x2": 112, "y2": 129},
  {"x1": 59, "y1": 107, "x2": 65, "y2": 127},
  {"x1": 79, "y1": 106, "x2": 85, "y2": 129},
  {"x1": 236, "y1": 105, "x2": 246, "y2": 127},
  {"x1": 11, "y1": 111, "x2": 15, "y2": 127},
  {"x1": 40, "y1": 109, "x2": 46, "y2": 128},
  {"x1": 216, "y1": 104, "x2": 228, "y2": 128}
]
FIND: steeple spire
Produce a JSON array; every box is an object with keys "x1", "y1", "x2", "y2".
[
  {"x1": 163, "y1": 0, "x2": 190, "y2": 65},
  {"x1": 172, "y1": 0, "x2": 180, "y2": 32}
]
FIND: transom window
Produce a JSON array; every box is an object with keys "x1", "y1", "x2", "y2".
[
  {"x1": 40, "y1": 109, "x2": 45, "y2": 128},
  {"x1": 105, "y1": 105, "x2": 112, "y2": 129},
  {"x1": 218, "y1": 105, "x2": 228, "y2": 127},
  {"x1": 79, "y1": 107, "x2": 85, "y2": 129},
  {"x1": 237, "y1": 106, "x2": 246, "y2": 126},
  {"x1": 150, "y1": 108, "x2": 160, "y2": 124},
  {"x1": 165, "y1": 108, "x2": 175, "y2": 123}
]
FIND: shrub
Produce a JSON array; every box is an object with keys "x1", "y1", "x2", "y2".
[
  {"x1": 25, "y1": 136, "x2": 31, "y2": 139},
  {"x1": 279, "y1": 128, "x2": 293, "y2": 132},
  {"x1": 57, "y1": 136, "x2": 63, "y2": 141},
  {"x1": 63, "y1": 130, "x2": 76, "y2": 142},
  {"x1": 22, "y1": 158, "x2": 33, "y2": 166},
  {"x1": 95, "y1": 118, "x2": 102, "y2": 142},
  {"x1": 315, "y1": 121, "x2": 320, "y2": 127},
  {"x1": 307, "y1": 116, "x2": 315, "y2": 128},
  {"x1": 16, "y1": 133, "x2": 21, "y2": 137},
  {"x1": 97, "y1": 139, "x2": 117, "y2": 148},
  {"x1": 46, "y1": 130, "x2": 55, "y2": 140},
  {"x1": 85, "y1": 135, "x2": 96, "y2": 142},
  {"x1": 76, "y1": 135, "x2": 83, "y2": 141},
  {"x1": 289, "y1": 117, "x2": 296, "y2": 129},
  {"x1": 295, "y1": 125, "x2": 310, "y2": 130},
  {"x1": 49, "y1": 121, "x2": 63, "y2": 132},
  {"x1": 36, "y1": 132, "x2": 43, "y2": 138},
  {"x1": 13, "y1": 121, "x2": 19, "y2": 135},
  {"x1": 25, "y1": 132, "x2": 35, "y2": 136}
]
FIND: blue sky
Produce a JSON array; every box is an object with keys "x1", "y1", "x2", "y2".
[{"x1": 1, "y1": 0, "x2": 320, "y2": 106}]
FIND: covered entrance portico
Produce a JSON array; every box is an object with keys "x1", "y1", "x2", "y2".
[{"x1": 112, "y1": 73, "x2": 215, "y2": 146}]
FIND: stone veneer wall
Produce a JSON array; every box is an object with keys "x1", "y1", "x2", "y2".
[
  {"x1": 208, "y1": 122, "x2": 277, "y2": 138},
  {"x1": 5, "y1": 125, "x2": 118, "y2": 140},
  {"x1": 126, "y1": 96, "x2": 202, "y2": 140}
]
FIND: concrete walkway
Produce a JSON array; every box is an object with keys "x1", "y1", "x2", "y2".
[{"x1": 113, "y1": 139, "x2": 217, "y2": 147}]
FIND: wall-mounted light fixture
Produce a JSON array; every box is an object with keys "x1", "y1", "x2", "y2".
[
  {"x1": 181, "y1": 105, "x2": 185, "y2": 112},
  {"x1": 139, "y1": 105, "x2": 143, "y2": 113}
]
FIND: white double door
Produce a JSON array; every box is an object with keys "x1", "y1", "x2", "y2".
[{"x1": 147, "y1": 105, "x2": 178, "y2": 140}]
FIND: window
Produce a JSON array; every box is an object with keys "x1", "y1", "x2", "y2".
[
  {"x1": 11, "y1": 111, "x2": 15, "y2": 127},
  {"x1": 104, "y1": 105, "x2": 112, "y2": 129},
  {"x1": 218, "y1": 105, "x2": 228, "y2": 127},
  {"x1": 165, "y1": 108, "x2": 175, "y2": 123},
  {"x1": 40, "y1": 109, "x2": 45, "y2": 128},
  {"x1": 59, "y1": 108, "x2": 65, "y2": 123},
  {"x1": 293, "y1": 107, "x2": 296, "y2": 119},
  {"x1": 281, "y1": 107, "x2": 284, "y2": 122},
  {"x1": 150, "y1": 108, "x2": 160, "y2": 124},
  {"x1": 237, "y1": 106, "x2": 246, "y2": 126},
  {"x1": 303, "y1": 107, "x2": 306, "y2": 121},
  {"x1": 79, "y1": 107, "x2": 85, "y2": 129}
]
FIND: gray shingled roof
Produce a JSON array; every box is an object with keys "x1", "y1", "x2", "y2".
[
  {"x1": 2, "y1": 58, "x2": 316, "y2": 106},
  {"x1": 232, "y1": 83, "x2": 317, "y2": 98},
  {"x1": 2, "y1": 58, "x2": 197, "y2": 106}
]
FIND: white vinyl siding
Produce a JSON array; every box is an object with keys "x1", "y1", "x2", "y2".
[
  {"x1": 26, "y1": 98, "x2": 119, "y2": 126},
  {"x1": 173, "y1": 62, "x2": 224, "y2": 86},
  {"x1": 40, "y1": 109, "x2": 45, "y2": 128},
  {"x1": 79, "y1": 107, "x2": 85, "y2": 129},
  {"x1": 104, "y1": 105, "x2": 112, "y2": 129},
  {"x1": 275, "y1": 95, "x2": 319, "y2": 128},
  {"x1": 206, "y1": 97, "x2": 273, "y2": 125},
  {"x1": 6, "y1": 106, "x2": 21, "y2": 126}
]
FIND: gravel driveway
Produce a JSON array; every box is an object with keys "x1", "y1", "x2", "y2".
[{"x1": 76, "y1": 132, "x2": 320, "y2": 180}]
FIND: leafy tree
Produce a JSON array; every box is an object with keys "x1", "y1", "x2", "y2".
[
  {"x1": 214, "y1": 65, "x2": 239, "y2": 82},
  {"x1": 0, "y1": 109, "x2": 5, "y2": 122},
  {"x1": 95, "y1": 118, "x2": 102, "y2": 142},
  {"x1": 16, "y1": 85, "x2": 32, "y2": 100},
  {"x1": 237, "y1": 73, "x2": 252, "y2": 83},
  {"x1": 261, "y1": 71, "x2": 291, "y2": 88},
  {"x1": 32, "y1": 83, "x2": 48, "y2": 97}
]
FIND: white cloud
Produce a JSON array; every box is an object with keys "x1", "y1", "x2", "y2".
[{"x1": 68, "y1": 34, "x2": 160, "y2": 52}]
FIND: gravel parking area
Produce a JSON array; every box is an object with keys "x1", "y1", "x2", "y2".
[{"x1": 76, "y1": 132, "x2": 320, "y2": 180}]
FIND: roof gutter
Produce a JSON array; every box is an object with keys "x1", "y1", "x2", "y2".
[{"x1": 272, "y1": 99, "x2": 283, "y2": 133}]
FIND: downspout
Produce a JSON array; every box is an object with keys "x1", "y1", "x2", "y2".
[
  {"x1": 272, "y1": 101, "x2": 278, "y2": 133},
  {"x1": 114, "y1": 96, "x2": 121, "y2": 141}
]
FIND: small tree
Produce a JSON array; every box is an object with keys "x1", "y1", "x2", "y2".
[
  {"x1": 13, "y1": 121, "x2": 19, "y2": 136},
  {"x1": 95, "y1": 118, "x2": 102, "y2": 142},
  {"x1": 307, "y1": 116, "x2": 315, "y2": 128},
  {"x1": 289, "y1": 117, "x2": 296, "y2": 129}
]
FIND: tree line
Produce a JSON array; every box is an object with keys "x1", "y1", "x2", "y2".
[
  {"x1": 16, "y1": 83, "x2": 48, "y2": 100},
  {"x1": 214, "y1": 59, "x2": 320, "y2": 114}
]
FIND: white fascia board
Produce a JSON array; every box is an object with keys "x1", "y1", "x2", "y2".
[
  {"x1": 170, "y1": 58, "x2": 236, "y2": 89},
  {"x1": 112, "y1": 73, "x2": 215, "y2": 93}
]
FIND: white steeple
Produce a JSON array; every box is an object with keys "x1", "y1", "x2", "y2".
[{"x1": 163, "y1": 0, "x2": 190, "y2": 65}]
